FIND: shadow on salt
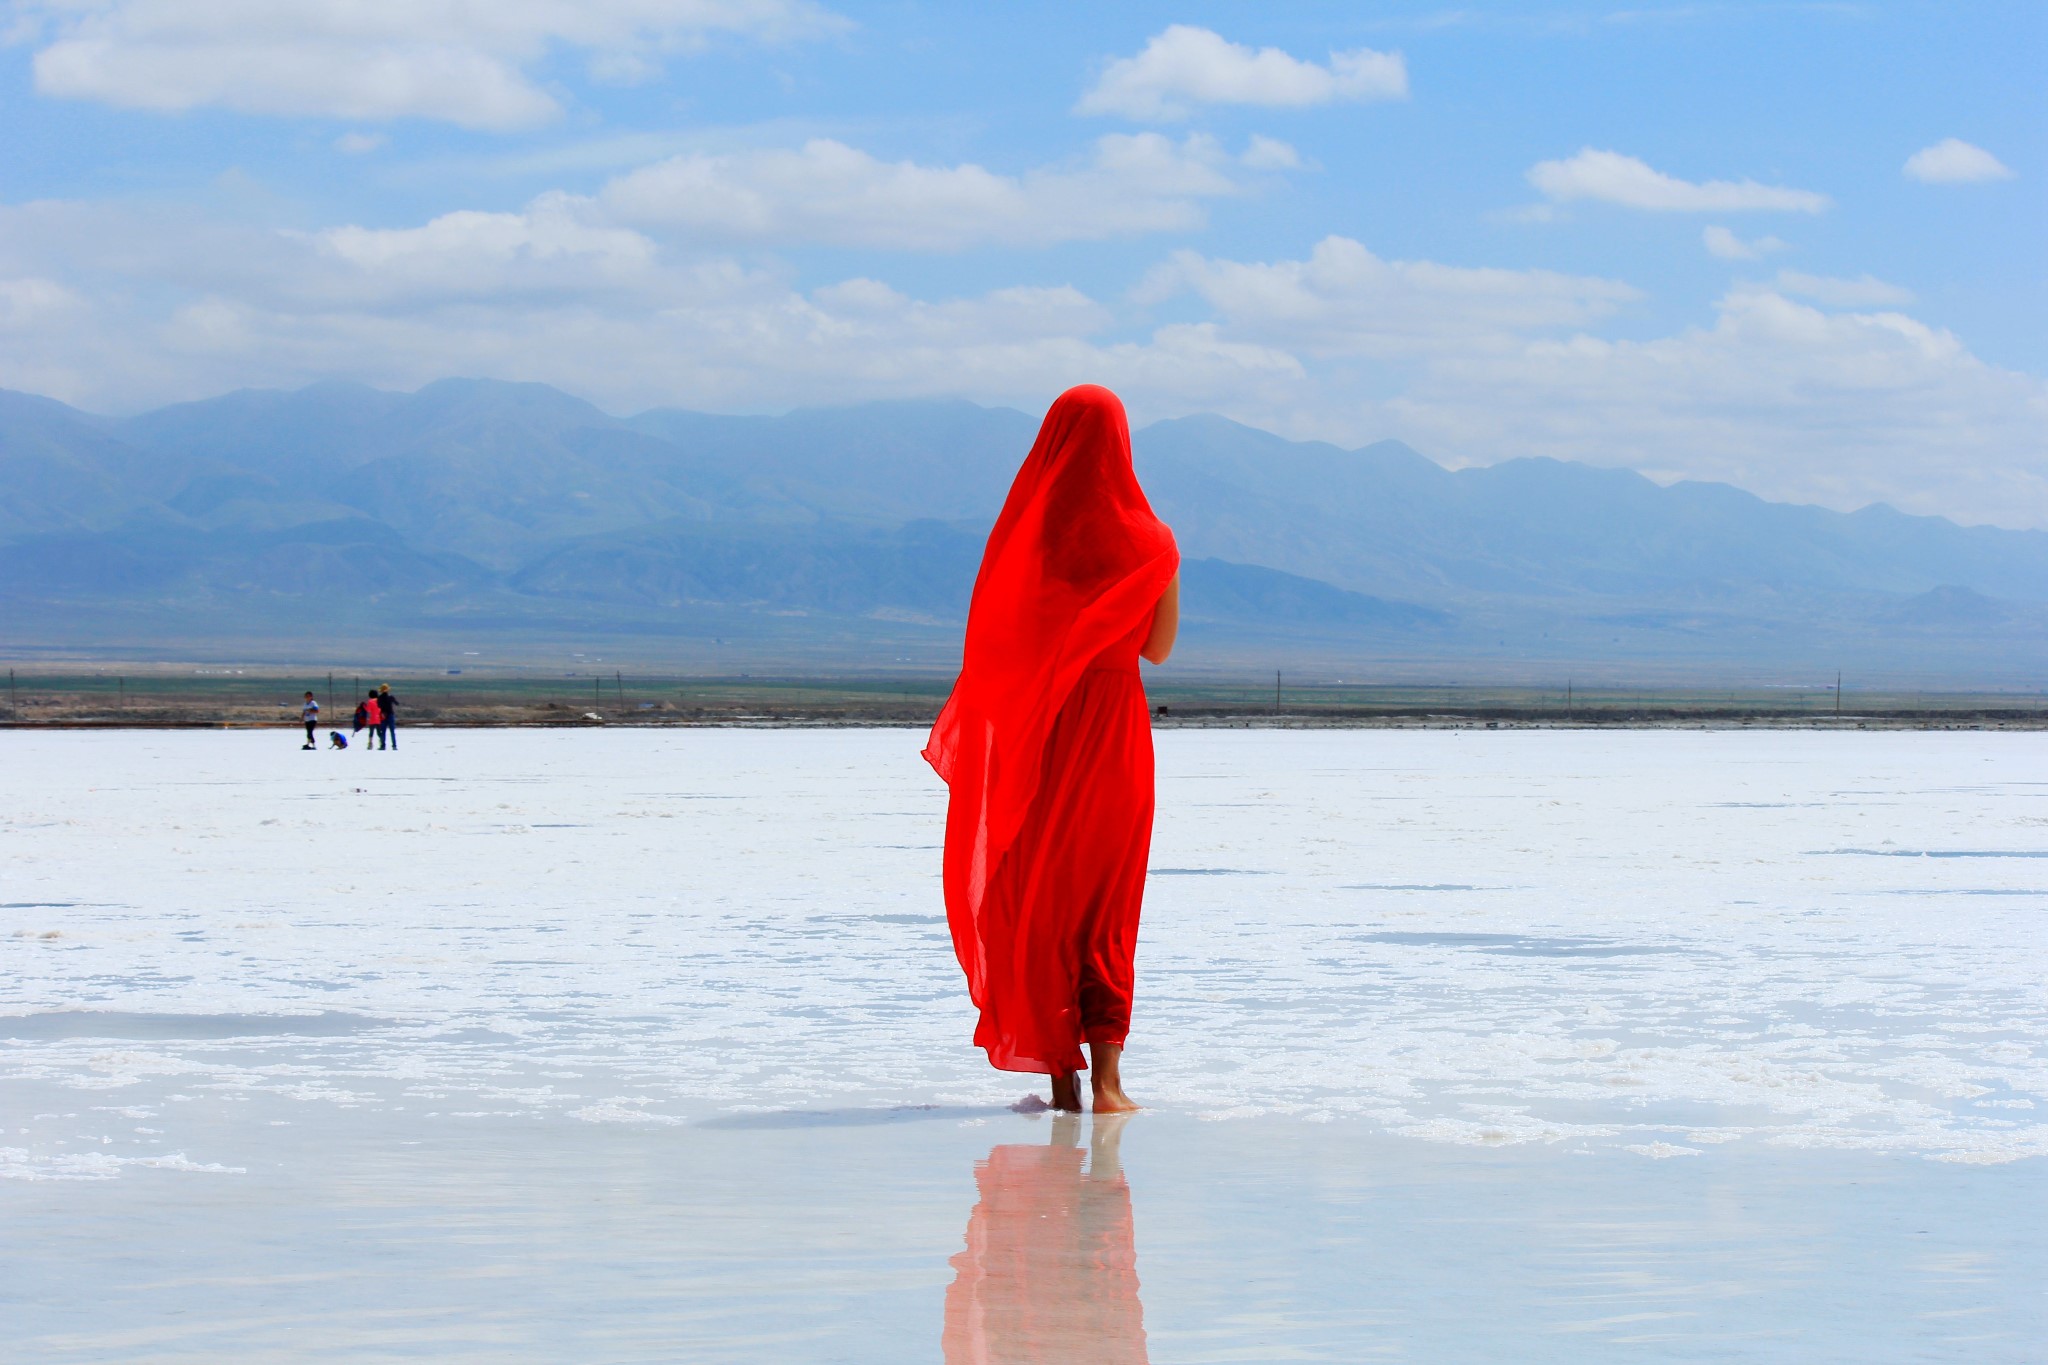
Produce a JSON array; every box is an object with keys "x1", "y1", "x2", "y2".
[
  {"x1": 701, "y1": 1103, "x2": 1019, "y2": 1130},
  {"x1": 0, "y1": 1011, "x2": 390, "y2": 1041},
  {"x1": 1847, "y1": 888, "x2": 2048, "y2": 897},
  {"x1": 1812, "y1": 848, "x2": 2048, "y2": 858},
  {"x1": 1355, "y1": 931, "x2": 1684, "y2": 958},
  {"x1": 1342, "y1": 883, "x2": 1505, "y2": 891}
]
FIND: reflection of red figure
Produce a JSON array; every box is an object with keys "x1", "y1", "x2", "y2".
[{"x1": 943, "y1": 1116, "x2": 1148, "y2": 1364}]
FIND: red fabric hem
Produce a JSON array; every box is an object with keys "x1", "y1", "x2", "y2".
[{"x1": 981, "y1": 1048, "x2": 1087, "y2": 1076}]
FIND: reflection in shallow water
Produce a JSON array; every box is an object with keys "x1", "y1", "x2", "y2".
[{"x1": 943, "y1": 1115, "x2": 1147, "y2": 1364}]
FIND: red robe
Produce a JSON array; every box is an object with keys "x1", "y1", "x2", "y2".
[{"x1": 924, "y1": 385, "x2": 1178, "y2": 1075}]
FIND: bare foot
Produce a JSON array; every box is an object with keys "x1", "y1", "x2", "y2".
[
  {"x1": 1092, "y1": 1085, "x2": 1141, "y2": 1113},
  {"x1": 1050, "y1": 1070, "x2": 1083, "y2": 1112},
  {"x1": 1088, "y1": 1042, "x2": 1142, "y2": 1113}
]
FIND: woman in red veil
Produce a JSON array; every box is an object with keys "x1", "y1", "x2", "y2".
[{"x1": 923, "y1": 385, "x2": 1180, "y2": 1113}]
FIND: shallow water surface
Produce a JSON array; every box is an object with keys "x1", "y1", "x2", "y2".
[
  {"x1": 3, "y1": 1098, "x2": 2038, "y2": 1362},
  {"x1": 2, "y1": 728, "x2": 2044, "y2": 1359}
]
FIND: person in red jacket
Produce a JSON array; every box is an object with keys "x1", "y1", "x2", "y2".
[{"x1": 355, "y1": 691, "x2": 383, "y2": 749}]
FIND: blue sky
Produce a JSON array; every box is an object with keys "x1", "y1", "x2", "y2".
[{"x1": 0, "y1": 1, "x2": 2041, "y2": 527}]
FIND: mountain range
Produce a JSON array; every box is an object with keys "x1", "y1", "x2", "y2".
[{"x1": 3, "y1": 377, "x2": 2044, "y2": 682}]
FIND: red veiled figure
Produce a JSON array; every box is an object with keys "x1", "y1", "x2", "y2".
[{"x1": 924, "y1": 385, "x2": 1180, "y2": 1112}]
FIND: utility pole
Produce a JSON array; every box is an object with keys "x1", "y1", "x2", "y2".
[
  {"x1": 617, "y1": 671, "x2": 624, "y2": 706},
  {"x1": 1274, "y1": 670, "x2": 1282, "y2": 716},
  {"x1": 1836, "y1": 670, "x2": 1843, "y2": 718},
  {"x1": 8, "y1": 668, "x2": 14, "y2": 706},
  {"x1": 1567, "y1": 677, "x2": 1573, "y2": 721},
  {"x1": 118, "y1": 676, "x2": 125, "y2": 710},
  {"x1": 595, "y1": 677, "x2": 601, "y2": 708},
  {"x1": 327, "y1": 672, "x2": 334, "y2": 717}
]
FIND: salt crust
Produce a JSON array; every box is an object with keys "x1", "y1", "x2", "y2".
[{"x1": 1, "y1": 728, "x2": 2043, "y2": 1178}]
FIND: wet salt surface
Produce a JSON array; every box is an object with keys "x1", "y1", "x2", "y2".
[
  {"x1": 2, "y1": 728, "x2": 2044, "y2": 1359},
  {"x1": 2, "y1": 1099, "x2": 2039, "y2": 1363},
  {"x1": 2, "y1": 1010, "x2": 386, "y2": 1041}
]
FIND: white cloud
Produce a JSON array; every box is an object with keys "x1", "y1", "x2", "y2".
[
  {"x1": 1138, "y1": 236, "x2": 1639, "y2": 355},
  {"x1": 0, "y1": 275, "x2": 83, "y2": 327},
  {"x1": 304, "y1": 193, "x2": 661, "y2": 300},
  {"x1": 1529, "y1": 149, "x2": 1829, "y2": 213},
  {"x1": 333, "y1": 131, "x2": 387, "y2": 156},
  {"x1": 1240, "y1": 135, "x2": 1303, "y2": 171},
  {"x1": 1076, "y1": 25, "x2": 1406, "y2": 121},
  {"x1": 1903, "y1": 138, "x2": 2014, "y2": 185},
  {"x1": 807, "y1": 279, "x2": 1113, "y2": 341},
  {"x1": 602, "y1": 134, "x2": 1261, "y2": 249},
  {"x1": 1385, "y1": 285, "x2": 2048, "y2": 529},
  {"x1": 18, "y1": 0, "x2": 848, "y2": 130},
  {"x1": 1702, "y1": 225, "x2": 1787, "y2": 260},
  {"x1": 1772, "y1": 270, "x2": 1913, "y2": 308}
]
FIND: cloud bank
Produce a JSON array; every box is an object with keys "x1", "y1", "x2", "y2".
[{"x1": 3, "y1": 182, "x2": 2040, "y2": 530}]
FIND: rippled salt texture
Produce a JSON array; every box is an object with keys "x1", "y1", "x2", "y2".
[{"x1": 2, "y1": 727, "x2": 2045, "y2": 1177}]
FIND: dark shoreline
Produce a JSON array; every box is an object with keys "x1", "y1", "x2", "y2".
[
  {"x1": 6, "y1": 709, "x2": 2045, "y2": 732},
  {"x1": 5, "y1": 669, "x2": 2044, "y2": 732}
]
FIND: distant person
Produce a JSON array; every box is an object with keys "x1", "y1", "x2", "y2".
[
  {"x1": 362, "y1": 690, "x2": 384, "y2": 749},
  {"x1": 924, "y1": 385, "x2": 1179, "y2": 1115},
  {"x1": 377, "y1": 684, "x2": 398, "y2": 750},
  {"x1": 301, "y1": 692, "x2": 319, "y2": 750}
]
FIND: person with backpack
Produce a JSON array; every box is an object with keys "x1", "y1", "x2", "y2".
[{"x1": 354, "y1": 691, "x2": 382, "y2": 749}]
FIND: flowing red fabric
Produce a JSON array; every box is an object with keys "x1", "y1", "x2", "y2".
[{"x1": 923, "y1": 385, "x2": 1178, "y2": 1074}]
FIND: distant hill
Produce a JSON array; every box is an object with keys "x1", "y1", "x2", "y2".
[{"x1": 2, "y1": 378, "x2": 2044, "y2": 681}]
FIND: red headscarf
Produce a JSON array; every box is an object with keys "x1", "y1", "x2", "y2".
[{"x1": 923, "y1": 386, "x2": 1179, "y2": 992}]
